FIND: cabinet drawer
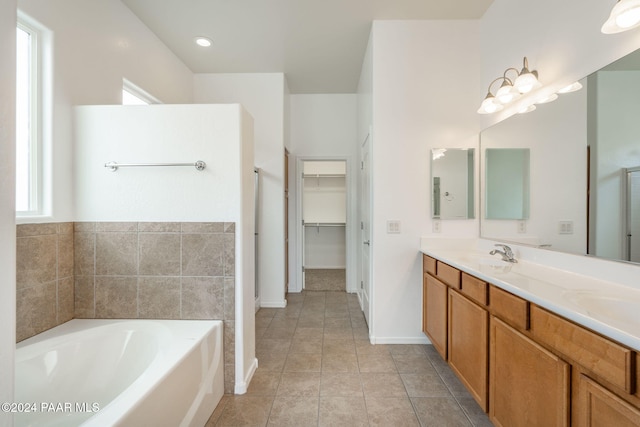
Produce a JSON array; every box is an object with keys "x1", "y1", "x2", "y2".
[
  {"x1": 460, "y1": 273, "x2": 488, "y2": 306},
  {"x1": 423, "y1": 255, "x2": 436, "y2": 276},
  {"x1": 436, "y1": 261, "x2": 461, "y2": 289},
  {"x1": 489, "y1": 285, "x2": 529, "y2": 331},
  {"x1": 530, "y1": 305, "x2": 634, "y2": 394}
]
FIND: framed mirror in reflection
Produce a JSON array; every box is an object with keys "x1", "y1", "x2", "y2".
[
  {"x1": 480, "y1": 48, "x2": 640, "y2": 265},
  {"x1": 485, "y1": 148, "x2": 530, "y2": 220},
  {"x1": 431, "y1": 148, "x2": 475, "y2": 219}
]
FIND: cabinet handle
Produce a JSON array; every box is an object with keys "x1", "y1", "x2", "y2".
[{"x1": 363, "y1": 240, "x2": 370, "y2": 246}]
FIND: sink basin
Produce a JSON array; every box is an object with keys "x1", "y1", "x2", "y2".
[
  {"x1": 460, "y1": 255, "x2": 514, "y2": 274},
  {"x1": 563, "y1": 291, "x2": 640, "y2": 327}
]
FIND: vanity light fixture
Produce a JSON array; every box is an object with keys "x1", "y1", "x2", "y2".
[
  {"x1": 517, "y1": 104, "x2": 537, "y2": 114},
  {"x1": 535, "y1": 93, "x2": 559, "y2": 104},
  {"x1": 557, "y1": 81, "x2": 583, "y2": 93},
  {"x1": 477, "y1": 77, "x2": 506, "y2": 114},
  {"x1": 478, "y1": 57, "x2": 541, "y2": 114},
  {"x1": 194, "y1": 36, "x2": 213, "y2": 47},
  {"x1": 513, "y1": 57, "x2": 541, "y2": 94},
  {"x1": 602, "y1": 0, "x2": 640, "y2": 34}
]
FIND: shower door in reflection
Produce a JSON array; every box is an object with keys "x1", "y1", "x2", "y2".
[{"x1": 625, "y1": 167, "x2": 640, "y2": 262}]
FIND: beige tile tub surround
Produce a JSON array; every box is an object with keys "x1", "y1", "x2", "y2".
[
  {"x1": 16, "y1": 223, "x2": 75, "y2": 342},
  {"x1": 73, "y1": 221, "x2": 236, "y2": 393}
]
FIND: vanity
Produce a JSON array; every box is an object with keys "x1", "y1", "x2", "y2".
[
  {"x1": 420, "y1": 239, "x2": 640, "y2": 427},
  {"x1": 423, "y1": 43, "x2": 640, "y2": 426}
]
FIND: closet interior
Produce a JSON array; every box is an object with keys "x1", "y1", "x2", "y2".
[{"x1": 302, "y1": 160, "x2": 346, "y2": 291}]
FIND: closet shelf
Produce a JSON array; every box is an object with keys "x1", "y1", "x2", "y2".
[
  {"x1": 303, "y1": 222, "x2": 346, "y2": 227},
  {"x1": 303, "y1": 174, "x2": 345, "y2": 178}
]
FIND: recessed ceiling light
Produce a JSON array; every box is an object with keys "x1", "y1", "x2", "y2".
[{"x1": 195, "y1": 37, "x2": 212, "y2": 47}]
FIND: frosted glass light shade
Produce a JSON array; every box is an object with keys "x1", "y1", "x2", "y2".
[
  {"x1": 535, "y1": 93, "x2": 558, "y2": 104},
  {"x1": 602, "y1": 0, "x2": 640, "y2": 34},
  {"x1": 558, "y1": 81, "x2": 583, "y2": 94},
  {"x1": 477, "y1": 96, "x2": 504, "y2": 114},
  {"x1": 496, "y1": 83, "x2": 520, "y2": 104},
  {"x1": 514, "y1": 72, "x2": 540, "y2": 94},
  {"x1": 517, "y1": 104, "x2": 536, "y2": 114}
]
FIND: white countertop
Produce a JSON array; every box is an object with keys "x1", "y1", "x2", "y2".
[{"x1": 420, "y1": 238, "x2": 640, "y2": 352}]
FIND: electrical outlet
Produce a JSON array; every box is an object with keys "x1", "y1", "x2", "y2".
[
  {"x1": 387, "y1": 220, "x2": 401, "y2": 234},
  {"x1": 433, "y1": 220, "x2": 441, "y2": 233},
  {"x1": 558, "y1": 221, "x2": 574, "y2": 234},
  {"x1": 517, "y1": 221, "x2": 526, "y2": 234}
]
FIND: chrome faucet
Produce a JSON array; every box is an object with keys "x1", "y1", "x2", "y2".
[{"x1": 490, "y1": 244, "x2": 518, "y2": 263}]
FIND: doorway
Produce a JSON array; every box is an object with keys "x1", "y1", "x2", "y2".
[
  {"x1": 301, "y1": 160, "x2": 347, "y2": 291},
  {"x1": 625, "y1": 167, "x2": 640, "y2": 262}
]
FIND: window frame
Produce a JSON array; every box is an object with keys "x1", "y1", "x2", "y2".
[
  {"x1": 15, "y1": 12, "x2": 49, "y2": 218},
  {"x1": 122, "y1": 78, "x2": 161, "y2": 105}
]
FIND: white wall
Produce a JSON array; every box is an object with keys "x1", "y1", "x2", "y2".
[
  {"x1": 17, "y1": 0, "x2": 193, "y2": 223},
  {"x1": 238, "y1": 107, "x2": 257, "y2": 393},
  {"x1": 368, "y1": 20, "x2": 481, "y2": 343},
  {"x1": 74, "y1": 105, "x2": 244, "y2": 222},
  {"x1": 288, "y1": 95, "x2": 358, "y2": 291},
  {"x1": 0, "y1": 1, "x2": 17, "y2": 425},
  {"x1": 194, "y1": 73, "x2": 287, "y2": 307},
  {"x1": 74, "y1": 104, "x2": 257, "y2": 394},
  {"x1": 594, "y1": 71, "x2": 640, "y2": 260}
]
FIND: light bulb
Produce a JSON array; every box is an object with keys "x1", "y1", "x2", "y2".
[{"x1": 195, "y1": 37, "x2": 213, "y2": 47}]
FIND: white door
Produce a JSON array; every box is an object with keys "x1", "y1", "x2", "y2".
[
  {"x1": 626, "y1": 167, "x2": 640, "y2": 262},
  {"x1": 360, "y1": 134, "x2": 371, "y2": 326}
]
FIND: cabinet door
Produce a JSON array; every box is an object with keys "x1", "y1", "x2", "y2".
[
  {"x1": 424, "y1": 275, "x2": 448, "y2": 359},
  {"x1": 576, "y1": 375, "x2": 640, "y2": 427},
  {"x1": 490, "y1": 317, "x2": 570, "y2": 427},
  {"x1": 448, "y1": 290, "x2": 488, "y2": 411}
]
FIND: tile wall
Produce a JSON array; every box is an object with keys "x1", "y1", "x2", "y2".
[
  {"x1": 16, "y1": 223, "x2": 75, "y2": 342},
  {"x1": 16, "y1": 221, "x2": 236, "y2": 393}
]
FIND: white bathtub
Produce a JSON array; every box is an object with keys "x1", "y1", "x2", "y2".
[{"x1": 15, "y1": 319, "x2": 224, "y2": 427}]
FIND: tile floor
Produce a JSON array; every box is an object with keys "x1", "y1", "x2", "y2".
[{"x1": 206, "y1": 291, "x2": 494, "y2": 426}]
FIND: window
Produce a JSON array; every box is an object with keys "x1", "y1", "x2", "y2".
[
  {"x1": 122, "y1": 79, "x2": 160, "y2": 105},
  {"x1": 16, "y1": 15, "x2": 48, "y2": 216}
]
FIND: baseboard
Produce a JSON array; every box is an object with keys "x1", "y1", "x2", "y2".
[
  {"x1": 259, "y1": 300, "x2": 287, "y2": 308},
  {"x1": 369, "y1": 336, "x2": 431, "y2": 345},
  {"x1": 234, "y1": 357, "x2": 258, "y2": 395}
]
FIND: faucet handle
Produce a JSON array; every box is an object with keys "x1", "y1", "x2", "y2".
[{"x1": 494, "y1": 244, "x2": 514, "y2": 257}]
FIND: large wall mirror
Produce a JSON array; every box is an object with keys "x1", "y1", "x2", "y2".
[
  {"x1": 480, "y1": 48, "x2": 640, "y2": 265},
  {"x1": 431, "y1": 148, "x2": 475, "y2": 219}
]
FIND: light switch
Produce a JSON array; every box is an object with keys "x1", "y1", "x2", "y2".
[
  {"x1": 558, "y1": 221, "x2": 574, "y2": 234},
  {"x1": 387, "y1": 220, "x2": 401, "y2": 234}
]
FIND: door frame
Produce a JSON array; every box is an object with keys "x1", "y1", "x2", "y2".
[
  {"x1": 623, "y1": 166, "x2": 640, "y2": 261},
  {"x1": 294, "y1": 156, "x2": 354, "y2": 293}
]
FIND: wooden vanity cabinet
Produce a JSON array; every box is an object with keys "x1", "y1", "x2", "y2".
[
  {"x1": 490, "y1": 317, "x2": 570, "y2": 427},
  {"x1": 573, "y1": 370, "x2": 640, "y2": 427},
  {"x1": 422, "y1": 253, "x2": 640, "y2": 427},
  {"x1": 448, "y1": 288, "x2": 489, "y2": 411},
  {"x1": 423, "y1": 274, "x2": 448, "y2": 359}
]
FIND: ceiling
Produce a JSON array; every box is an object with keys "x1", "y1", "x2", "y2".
[{"x1": 121, "y1": 0, "x2": 494, "y2": 94}]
